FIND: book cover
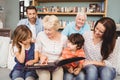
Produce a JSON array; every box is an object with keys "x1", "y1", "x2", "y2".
[{"x1": 24, "y1": 57, "x2": 85, "y2": 71}]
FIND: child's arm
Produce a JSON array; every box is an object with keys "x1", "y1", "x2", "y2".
[
  {"x1": 15, "y1": 42, "x2": 26, "y2": 63},
  {"x1": 25, "y1": 51, "x2": 40, "y2": 65}
]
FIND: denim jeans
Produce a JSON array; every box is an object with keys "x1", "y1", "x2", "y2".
[
  {"x1": 64, "y1": 70, "x2": 85, "y2": 80},
  {"x1": 11, "y1": 70, "x2": 37, "y2": 80},
  {"x1": 84, "y1": 64, "x2": 116, "y2": 80}
]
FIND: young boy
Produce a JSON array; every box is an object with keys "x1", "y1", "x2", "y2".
[{"x1": 61, "y1": 33, "x2": 85, "y2": 80}]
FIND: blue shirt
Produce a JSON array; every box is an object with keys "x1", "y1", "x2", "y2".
[
  {"x1": 62, "y1": 21, "x2": 91, "y2": 36},
  {"x1": 17, "y1": 17, "x2": 43, "y2": 36}
]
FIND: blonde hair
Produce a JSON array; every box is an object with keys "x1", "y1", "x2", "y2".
[
  {"x1": 76, "y1": 12, "x2": 87, "y2": 20},
  {"x1": 42, "y1": 15, "x2": 60, "y2": 30}
]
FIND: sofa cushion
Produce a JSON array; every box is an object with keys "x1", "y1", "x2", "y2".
[
  {"x1": 0, "y1": 36, "x2": 10, "y2": 67},
  {"x1": 7, "y1": 43, "x2": 16, "y2": 70},
  {"x1": 115, "y1": 37, "x2": 120, "y2": 74}
]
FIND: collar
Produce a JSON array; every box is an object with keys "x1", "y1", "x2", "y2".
[{"x1": 26, "y1": 17, "x2": 39, "y2": 25}]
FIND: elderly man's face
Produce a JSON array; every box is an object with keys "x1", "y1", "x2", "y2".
[{"x1": 75, "y1": 15, "x2": 86, "y2": 29}]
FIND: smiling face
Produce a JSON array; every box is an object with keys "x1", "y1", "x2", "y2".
[
  {"x1": 76, "y1": 15, "x2": 86, "y2": 28},
  {"x1": 75, "y1": 13, "x2": 86, "y2": 30},
  {"x1": 42, "y1": 15, "x2": 61, "y2": 39},
  {"x1": 94, "y1": 22, "x2": 106, "y2": 39},
  {"x1": 44, "y1": 27, "x2": 56, "y2": 39}
]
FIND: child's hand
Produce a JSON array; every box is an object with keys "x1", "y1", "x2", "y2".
[
  {"x1": 18, "y1": 42, "x2": 25, "y2": 48},
  {"x1": 73, "y1": 67, "x2": 81, "y2": 75},
  {"x1": 25, "y1": 60, "x2": 34, "y2": 66},
  {"x1": 68, "y1": 66, "x2": 74, "y2": 74},
  {"x1": 40, "y1": 54, "x2": 48, "y2": 65}
]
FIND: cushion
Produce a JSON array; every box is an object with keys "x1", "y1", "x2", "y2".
[
  {"x1": 0, "y1": 36, "x2": 10, "y2": 67},
  {"x1": 115, "y1": 37, "x2": 120, "y2": 74},
  {"x1": 7, "y1": 43, "x2": 16, "y2": 70}
]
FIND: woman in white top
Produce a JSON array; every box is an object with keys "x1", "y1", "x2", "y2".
[
  {"x1": 35, "y1": 15, "x2": 67, "y2": 80},
  {"x1": 82, "y1": 17, "x2": 117, "y2": 80}
]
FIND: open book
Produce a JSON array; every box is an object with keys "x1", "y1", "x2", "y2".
[{"x1": 24, "y1": 57, "x2": 85, "y2": 71}]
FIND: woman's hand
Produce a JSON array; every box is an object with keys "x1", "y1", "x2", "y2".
[
  {"x1": 83, "y1": 60, "x2": 93, "y2": 66},
  {"x1": 18, "y1": 42, "x2": 25, "y2": 49},
  {"x1": 40, "y1": 54, "x2": 48, "y2": 65},
  {"x1": 83, "y1": 60, "x2": 105, "y2": 67}
]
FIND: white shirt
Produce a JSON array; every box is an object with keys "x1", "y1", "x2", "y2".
[{"x1": 29, "y1": 23, "x2": 36, "y2": 40}]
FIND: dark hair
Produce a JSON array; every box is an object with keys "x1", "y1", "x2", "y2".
[
  {"x1": 68, "y1": 33, "x2": 84, "y2": 50},
  {"x1": 94, "y1": 17, "x2": 117, "y2": 60},
  {"x1": 26, "y1": 6, "x2": 37, "y2": 13}
]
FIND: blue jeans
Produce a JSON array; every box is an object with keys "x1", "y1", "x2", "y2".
[
  {"x1": 84, "y1": 64, "x2": 116, "y2": 80},
  {"x1": 64, "y1": 70, "x2": 85, "y2": 80},
  {"x1": 11, "y1": 70, "x2": 38, "y2": 80}
]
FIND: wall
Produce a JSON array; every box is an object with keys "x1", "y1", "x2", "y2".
[
  {"x1": 5, "y1": 0, "x2": 19, "y2": 35},
  {"x1": 107, "y1": 0, "x2": 120, "y2": 23},
  {"x1": 0, "y1": 0, "x2": 5, "y2": 28},
  {"x1": 4, "y1": 0, "x2": 120, "y2": 33}
]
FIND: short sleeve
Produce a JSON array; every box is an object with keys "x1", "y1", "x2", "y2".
[{"x1": 13, "y1": 46, "x2": 19, "y2": 53}]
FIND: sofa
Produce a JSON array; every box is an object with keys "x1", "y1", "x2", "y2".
[{"x1": 0, "y1": 36, "x2": 120, "y2": 80}]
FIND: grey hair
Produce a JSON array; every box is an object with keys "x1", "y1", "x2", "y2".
[
  {"x1": 76, "y1": 12, "x2": 87, "y2": 20},
  {"x1": 42, "y1": 15, "x2": 60, "y2": 30}
]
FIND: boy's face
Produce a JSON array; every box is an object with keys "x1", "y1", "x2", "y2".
[{"x1": 67, "y1": 40, "x2": 77, "y2": 51}]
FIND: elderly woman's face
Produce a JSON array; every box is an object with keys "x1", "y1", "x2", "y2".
[{"x1": 44, "y1": 27, "x2": 56, "y2": 39}]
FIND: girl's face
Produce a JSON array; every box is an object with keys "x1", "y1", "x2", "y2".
[
  {"x1": 94, "y1": 23, "x2": 106, "y2": 38},
  {"x1": 67, "y1": 40, "x2": 77, "y2": 51},
  {"x1": 21, "y1": 36, "x2": 31, "y2": 45},
  {"x1": 44, "y1": 27, "x2": 56, "y2": 39}
]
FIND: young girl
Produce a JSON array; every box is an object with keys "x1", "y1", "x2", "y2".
[
  {"x1": 10, "y1": 25, "x2": 39, "y2": 80},
  {"x1": 61, "y1": 33, "x2": 85, "y2": 80}
]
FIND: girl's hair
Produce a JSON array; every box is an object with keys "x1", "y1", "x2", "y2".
[
  {"x1": 42, "y1": 15, "x2": 61, "y2": 30},
  {"x1": 94, "y1": 17, "x2": 117, "y2": 60},
  {"x1": 12, "y1": 25, "x2": 32, "y2": 53},
  {"x1": 68, "y1": 33, "x2": 84, "y2": 50}
]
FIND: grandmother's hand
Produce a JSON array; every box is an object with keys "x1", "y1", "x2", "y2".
[{"x1": 40, "y1": 54, "x2": 48, "y2": 65}]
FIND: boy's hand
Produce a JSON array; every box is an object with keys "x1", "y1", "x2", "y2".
[
  {"x1": 68, "y1": 66, "x2": 74, "y2": 74},
  {"x1": 73, "y1": 67, "x2": 81, "y2": 75}
]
